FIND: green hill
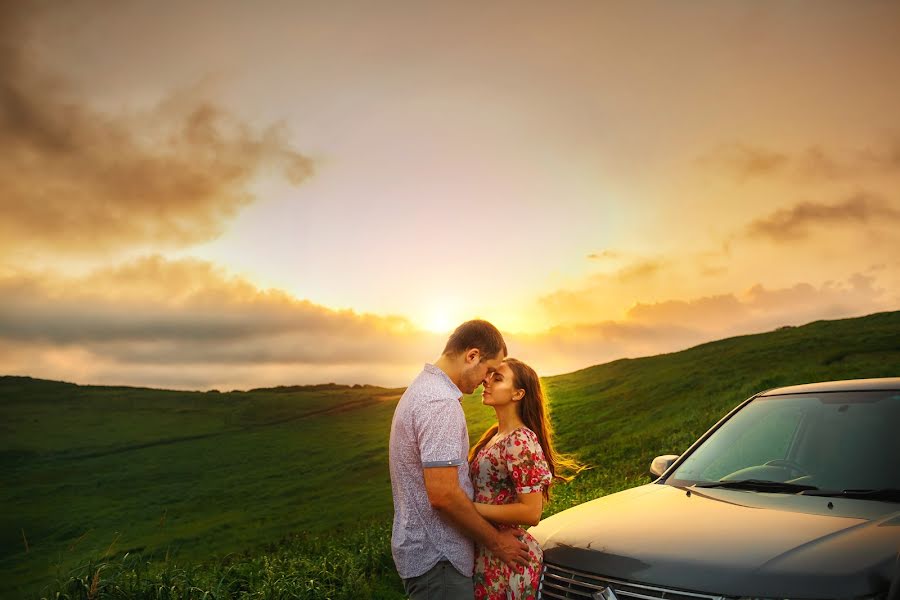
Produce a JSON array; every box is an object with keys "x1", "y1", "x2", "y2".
[{"x1": 2, "y1": 310, "x2": 899, "y2": 598}]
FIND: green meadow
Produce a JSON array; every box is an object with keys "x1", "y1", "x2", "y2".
[{"x1": 2, "y1": 311, "x2": 899, "y2": 598}]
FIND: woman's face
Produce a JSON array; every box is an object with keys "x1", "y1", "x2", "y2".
[{"x1": 481, "y1": 362, "x2": 523, "y2": 407}]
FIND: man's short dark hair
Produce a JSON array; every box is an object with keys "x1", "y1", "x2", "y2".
[{"x1": 442, "y1": 320, "x2": 507, "y2": 359}]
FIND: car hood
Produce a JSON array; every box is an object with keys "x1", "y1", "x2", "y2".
[{"x1": 530, "y1": 483, "x2": 900, "y2": 598}]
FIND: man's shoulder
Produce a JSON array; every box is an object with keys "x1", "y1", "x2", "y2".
[
  {"x1": 403, "y1": 366, "x2": 460, "y2": 405},
  {"x1": 395, "y1": 373, "x2": 450, "y2": 423},
  {"x1": 401, "y1": 390, "x2": 463, "y2": 424}
]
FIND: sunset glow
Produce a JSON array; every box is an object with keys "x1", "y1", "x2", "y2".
[{"x1": 1, "y1": 1, "x2": 898, "y2": 389}]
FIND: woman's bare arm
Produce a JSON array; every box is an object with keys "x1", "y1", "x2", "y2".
[{"x1": 474, "y1": 491, "x2": 543, "y2": 526}]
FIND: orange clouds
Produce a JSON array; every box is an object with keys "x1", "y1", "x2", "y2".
[
  {"x1": 509, "y1": 274, "x2": 893, "y2": 377},
  {"x1": 746, "y1": 194, "x2": 900, "y2": 242},
  {"x1": 702, "y1": 139, "x2": 900, "y2": 181},
  {"x1": 1, "y1": 255, "x2": 895, "y2": 388},
  {"x1": 0, "y1": 3, "x2": 312, "y2": 256},
  {"x1": 627, "y1": 276, "x2": 887, "y2": 334},
  {"x1": 586, "y1": 250, "x2": 622, "y2": 261},
  {"x1": 0, "y1": 257, "x2": 440, "y2": 389},
  {"x1": 696, "y1": 140, "x2": 900, "y2": 261},
  {"x1": 538, "y1": 257, "x2": 669, "y2": 325}
]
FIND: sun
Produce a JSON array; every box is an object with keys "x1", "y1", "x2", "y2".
[
  {"x1": 418, "y1": 303, "x2": 463, "y2": 334},
  {"x1": 423, "y1": 311, "x2": 455, "y2": 334}
]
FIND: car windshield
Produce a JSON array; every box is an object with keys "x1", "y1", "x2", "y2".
[{"x1": 667, "y1": 390, "x2": 900, "y2": 493}]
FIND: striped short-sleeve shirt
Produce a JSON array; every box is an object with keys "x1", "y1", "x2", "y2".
[{"x1": 389, "y1": 363, "x2": 475, "y2": 579}]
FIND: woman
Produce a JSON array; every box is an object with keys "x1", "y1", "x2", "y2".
[{"x1": 469, "y1": 358, "x2": 581, "y2": 599}]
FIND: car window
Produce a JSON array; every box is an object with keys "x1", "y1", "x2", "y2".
[
  {"x1": 695, "y1": 403, "x2": 805, "y2": 482},
  {"x1": 794, "y1": 397, "x2": 900, "y2": 490},
  {"x1": 668, "y1": 391, "x2": 900, "y2": 490},
  {"x1": 672, "y1": 400, "x2": 807, "y2": 483}
]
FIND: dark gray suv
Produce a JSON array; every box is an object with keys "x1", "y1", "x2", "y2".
[{"x1": 531, "y1": 378, "x2": 900, "y2": 599}]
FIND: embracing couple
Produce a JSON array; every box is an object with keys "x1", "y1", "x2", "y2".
[{"x1": 389, "y1": 320, "x2": 578, "y2": 599}]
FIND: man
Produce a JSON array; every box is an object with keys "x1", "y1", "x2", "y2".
[{"x1": 389, "y1": 320, "x2": 530, "y2": 599}]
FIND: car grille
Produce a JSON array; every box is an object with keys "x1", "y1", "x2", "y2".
[{"x1": 539, "y1": 562, "x2": 727, "y2": 600}]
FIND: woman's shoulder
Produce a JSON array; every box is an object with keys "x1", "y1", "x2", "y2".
[{"x1": 505, "y1": 426, "x2": 540, "y2": 448}]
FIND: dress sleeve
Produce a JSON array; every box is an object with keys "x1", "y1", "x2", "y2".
[{"x1": 504, "y1": 429, "x2": 552, "y2": 494}]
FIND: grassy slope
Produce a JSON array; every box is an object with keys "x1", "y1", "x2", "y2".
[
  {"x1": 2, "y1": 311, "x2": 899, "y2": 598},
  {"x1": 535, "y1": 310, "x2": 900, "y2": 510},
  {"x1": 1, "y1": 382, "x2": 404, "y2": 597}
]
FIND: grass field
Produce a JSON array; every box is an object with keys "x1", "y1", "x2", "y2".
[
  {"x1": 3, "y1": 310, "x2": 899, "y2": 598},
  {"x1": 1, "y1": 383, "x2": 406, "y2": 597}
]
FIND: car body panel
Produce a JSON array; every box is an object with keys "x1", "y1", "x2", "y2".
[
  {"x1": 533, "y1": 378, "x2": 900, "y2": 598},
  {"x1": 532, "y1": 484, "x2": 899, "y2": 597},
  {"x1": 759, "y1": 377, "x2": 900, "y2": 396}
]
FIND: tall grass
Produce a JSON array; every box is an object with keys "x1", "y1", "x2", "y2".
[{"x1": 39, "y1": 523, "x2": 403, "y2": 600}]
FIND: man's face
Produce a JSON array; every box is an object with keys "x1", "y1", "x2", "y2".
[{"x1": 459, "y1": 349, "x2": 504, "y2": 395}]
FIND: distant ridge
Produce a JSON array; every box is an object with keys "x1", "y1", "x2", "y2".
[
  {"x1": 0, "y1": 374, "x2": 396, "y2": 395},
  {"x1": 5, "y1": 310, "x2": 899, "y2": 393},
  {"x1": 247, "y1": 382, "x2": 391, "y2": 393}
]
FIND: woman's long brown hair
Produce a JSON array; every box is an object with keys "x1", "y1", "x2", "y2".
[{"x1": 468, "y1": 358, "x2": 583, "y2": 501}]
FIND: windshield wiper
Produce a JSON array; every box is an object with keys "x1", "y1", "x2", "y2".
[
  {"x1": 799, "y1": 488, "x2": 900, "y2": 502},
  {"x1": 693, "y1": 479, "x2": 819, "y2": 493}
]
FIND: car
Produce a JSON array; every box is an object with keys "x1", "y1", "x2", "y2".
[{"x1": 530, "y1": 377, "x2": 900, "y2": 600}]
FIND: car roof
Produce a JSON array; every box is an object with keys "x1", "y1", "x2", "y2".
[{"x1": 758, "y1": 377, "x2": 900, "y2": 396}]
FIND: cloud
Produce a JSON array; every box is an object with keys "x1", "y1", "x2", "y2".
[
  {"x1": 0, "y1": 256, "x2": 441, "y2": 389},
  {"x1": 746, "y1": 194, "x2": 900, "y2": 242},
  {"x1": 617, "y1": 259, "x2": 664, "y2": 282},
  {"x1": 508, "y1": 320, "x2": 705, "y2": 374},
  {"x1": 702, "y1": 139, "x2": 900, "y2": 182},
  {"x1": 510, "y1": 273, "x2": 893, "y2": 376},
  {"x1": 627, "y1": 275, "x2": 886, "y2": 334},
  {"x1": 545, "y1": 254, "x2": 667, "y2": 323},
  {"x1": 0, "y1": 3, "x2": 313, "y2": 256},
  {"x1": 586, "y1": 250, "x2": 622, "y2": 261},
  {"x1": 858, "y1": 138, "x2": 900, "y2": 172},
  {"x1": 1, "y1": 256, "x2": 894, "y2": 388},
  {"x1": 704, "y1": 144, "x2": 791, "y2": 180},
  {"x1": 626, "y1": 294, "x2": 747, "y2": 330},
  {"x1": 539, "y1": 257, "x2": 665, "y2": 321}
]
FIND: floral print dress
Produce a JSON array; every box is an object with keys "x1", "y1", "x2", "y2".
[{"x1": 470, "y1": 426, "x2": 552, "y2": 600}]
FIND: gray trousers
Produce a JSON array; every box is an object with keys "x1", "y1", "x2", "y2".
[{"x1": 402, "y1": 560, "x2": 474, "y2": 600}]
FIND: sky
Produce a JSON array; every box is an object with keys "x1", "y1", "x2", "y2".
[{"x1": 2, "y1": 1, "x2": 899, "y2": 390}]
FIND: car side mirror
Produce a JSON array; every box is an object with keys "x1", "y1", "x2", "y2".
[{"x1": 650, "y1": 454, "x2": 679, "y2": 478}]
